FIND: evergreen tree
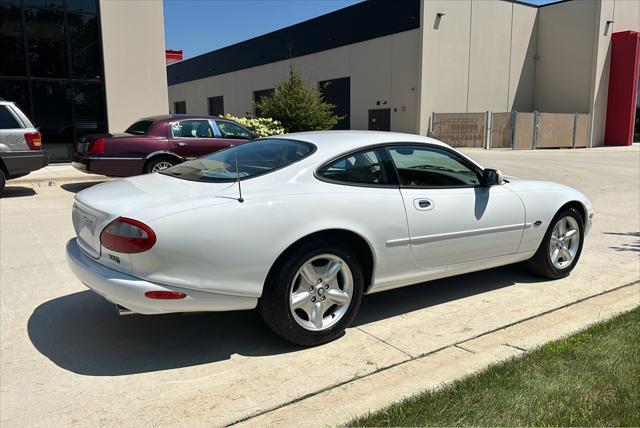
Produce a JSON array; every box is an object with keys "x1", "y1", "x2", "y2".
[{"x1": 255, "y1": 67, "x2": 342, "y2": 132}]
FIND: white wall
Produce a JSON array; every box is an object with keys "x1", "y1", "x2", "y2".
[
  {"x1": 168, "y1": 29, "x2": 421, "y2": 133},
  {"x1": 417, "y1": 0, "x2": 538, "y2": 134},
  {"x1": 534, "y1": 0, "x2": 599, "y2": 114},
  {"x1": 99, "y1": 0, "x2": 168, "y2": 132}
]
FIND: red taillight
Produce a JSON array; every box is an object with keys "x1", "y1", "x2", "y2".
[
  {"x1": 86, "y1": 137, "x2": 105, "y2": 155},
  {"x1": 100, "y1": 217, "x2": 156, "y2": 253},
  {"x1": 144, "y1": 291, "x2": 187, "y2": 299},
  {"x1": 24, "y1": 132, "x2": 42, "y2": 150}
]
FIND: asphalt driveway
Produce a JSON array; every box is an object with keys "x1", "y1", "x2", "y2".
[{"x1": 1, "y1": 146, "x2": 638, "y2": 426}]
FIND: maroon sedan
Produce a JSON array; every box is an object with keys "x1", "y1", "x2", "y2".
[{"x1": 72, "y1": 114, "x2": 255, "y2": 177}]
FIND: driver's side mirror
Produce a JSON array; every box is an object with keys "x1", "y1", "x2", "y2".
[{"x1": 481, "y1": 168, "x2": 504, "y2": 186}]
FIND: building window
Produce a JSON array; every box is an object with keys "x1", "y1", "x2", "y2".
[
  {"x1": 319, "y1": 77, "x2": 350, "y2": 130},
  {"x1": 174, "y1": 101, "x2": 186, "y2": 114},
  {"x1": 0, "y1": 0, "x2": 105, "y2": 162},
  {"x1": 254, "y1": 88, "x2": 274, "y2": 117},
  {"x1": 208, "y1": 96, "x2": 224, "y2": 116}
]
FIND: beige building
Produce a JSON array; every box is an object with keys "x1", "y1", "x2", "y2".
[
  {"x1": 100, "y1": 0, "x2": 169, "y2": 134},
  {"x1": 167, "y1": 0, "x2": 640, "y2": 147},
  {"x1": 0, "y1": 0, "x2": 169, "y2": 161}
]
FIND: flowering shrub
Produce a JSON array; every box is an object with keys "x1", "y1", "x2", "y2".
[{"x1": 220, "y1": 114, "x2": 285, "y2": 137}]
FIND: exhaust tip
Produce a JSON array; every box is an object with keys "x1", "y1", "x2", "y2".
[{"x1": 115, "y1": 304, "x2": 136, "y2": 316}]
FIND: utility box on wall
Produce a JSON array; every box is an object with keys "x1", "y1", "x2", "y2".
[{"x1": 604, "y1": 31, "x2": 640, "y2": 146}]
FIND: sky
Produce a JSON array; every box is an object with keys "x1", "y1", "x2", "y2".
[{"x1": 164, "y1": 0, "x2": 561, "y2": 60}]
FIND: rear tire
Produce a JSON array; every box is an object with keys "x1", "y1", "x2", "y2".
[
  {"x1": 259, "y1": 240, "x2": 364, "y2": 346},
  {"x1": 526, "y1": 206, "x2": 584, "y2": 279},
  {"x1": 144, "y1": 157, "x2": 177, "y2": 174}
]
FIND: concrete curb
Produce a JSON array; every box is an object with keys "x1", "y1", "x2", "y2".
[{"x1": 234, "y1": 282, "x2": 640, "y2": 427}]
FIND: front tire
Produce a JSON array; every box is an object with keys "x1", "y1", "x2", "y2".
[
  {"x1": 0, "y1": 169, "x2": 5, "y2": 195},
  {"x1": 259, "y1": 240, "x2": 364, "y2": 346},
  {"x1": 527, "y1": 207, "x2": 584, "y2": 279}
]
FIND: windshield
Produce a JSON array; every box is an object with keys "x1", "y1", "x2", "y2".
[
  {"x1": 125, "y1": 120, "x2": 154, "y2": 135},
  {"x1": 161, "y1": 138, "x2": 315, "y2": 182}
]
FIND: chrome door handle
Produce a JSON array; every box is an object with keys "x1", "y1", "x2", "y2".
[
  {"x1": 177, "y1": 142, "x2": 187, "y2": 147},
  {"x1": 414, "y1": 198, "x2": 434, "y2": 211}
]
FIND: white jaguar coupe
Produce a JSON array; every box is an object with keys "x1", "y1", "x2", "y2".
[{"x1": 67, "y1": 131, "x2": 593, "y2": 345}]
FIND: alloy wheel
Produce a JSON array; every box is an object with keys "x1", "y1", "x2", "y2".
[
  {"x1": 549, "y1": 215, "x2": 580, "y2": 269},
  {"x1": 289, "y1": 254, "x2": 353, "y2": 332},
  {"x1": 150, "y1": 161, "x2": 174, "y2": 172}
]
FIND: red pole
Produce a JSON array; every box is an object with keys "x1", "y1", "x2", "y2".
[{"x1": 604, "y1": 31, "x2": 640, "y2": 146}]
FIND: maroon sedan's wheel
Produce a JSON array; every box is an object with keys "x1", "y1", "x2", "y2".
[{"x1": 144, "y1": 157, "x2": 177, "y2": 174}]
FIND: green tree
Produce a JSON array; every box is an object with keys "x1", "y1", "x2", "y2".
[{"x1": 255, "y1": 67, "x2": 342, "y2": 132}]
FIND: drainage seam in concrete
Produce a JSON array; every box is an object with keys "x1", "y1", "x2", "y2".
[
  {"x1": 504, "y1": 343, "x2": 529, "y2": 353},
  {"x1": 227, "y1": 280, "x2": 639, "y2": 427},
  {"x1": 454, "y1": 344, "x2": 475, "y2": 354},
  {"x1": 354, "y1": 326, "x2": 414, "y2": 359}
]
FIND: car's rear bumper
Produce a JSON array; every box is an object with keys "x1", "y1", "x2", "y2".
[
  {"x1": 66, "y1": 238, "x2": 257, "y2": 314},
  {"x1": 72, "y1": 154, "x2": 145, "y2": 177},
  {"x1": 1, "y1": 150, "x2": 48, "y2": 178}
]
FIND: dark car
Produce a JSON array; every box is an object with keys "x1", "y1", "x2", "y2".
[
  {"x1": 0, "y1": 100, "x2": 48, "y2": 194},
  {"x1": 72, "y1": 114, "x2": 256, "y2": 177}
]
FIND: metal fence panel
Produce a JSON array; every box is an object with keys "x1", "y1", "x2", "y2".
[
  {"x1": 574, "y1": 114, "x2": 589, "y2": 148},
  {"x1": 490, "y1": 112, "x2": 512, "y2": 148},
  {"x1": 537, "y1": 113, "x2": 575, "y2": 148},
  {"x1": 514, "y1": 112, "x2": 535, "y2": 149},
  {"x1": 431, "y1": 111, "x2": 590, "y2": 149},
  {"x1": 432, "y1": 113, "x2": 486, "y2": 148}
]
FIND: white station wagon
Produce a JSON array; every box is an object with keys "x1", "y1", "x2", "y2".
[{"x1": 67, "y1": 131, "x2": 593, "y2": 345}]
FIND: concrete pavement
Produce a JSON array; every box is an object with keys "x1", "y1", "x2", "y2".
[
  {"x1": 8, "y1": 163, "x2": 107, "y2": 185},
  {"x1": 1, "y1": 146, "x2": 638, "y2": 426}
]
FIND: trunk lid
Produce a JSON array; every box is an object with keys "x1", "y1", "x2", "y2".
[
  {"x1": 72, "y1": 173, "x2": 236, "y2": 257},
  {"x1": 75, "y1": 133, "x2": 136, "y2": 154}
]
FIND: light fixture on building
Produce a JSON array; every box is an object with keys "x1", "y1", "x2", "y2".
[{"x1": 434, "y1": 12, "x2": 445, "y2": 30}]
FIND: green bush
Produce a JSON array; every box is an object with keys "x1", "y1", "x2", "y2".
[
  {"x1": 220, "y1": 114, "x2": 285, "y2": 137},
  {"x1": 255, "y1": 67, "x2": 342, "y2": 133}
]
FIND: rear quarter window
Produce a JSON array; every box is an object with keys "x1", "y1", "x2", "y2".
[
  {"x1": 0, "y1": 105, "x2": 22, "y2": 129},
  {"x1": 125, "y1": 120, "x2": 155, "y2": 135}
]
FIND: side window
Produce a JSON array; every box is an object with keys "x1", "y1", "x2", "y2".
[
  {"x1": 216, "y1": 121, "x2": 253, "y2": 140},
  {"x1": 171, "y1": 120, "x2": 213, "y2": 138},
  {"x1": 318, "y1": 148, "x2": 392, "y2": 185},
  {"x1": 387, "y1": 146, "x2": 480, "y2": 187},
  {"x1": 0, "y1": 105, "x2": 21, "y2": 129}
]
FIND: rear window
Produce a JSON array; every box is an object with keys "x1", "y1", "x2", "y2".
[
  {"x1": 0, "y1": 105, "x2": 21, "y2": 129},
  {"x1": 125, "y1": 120, "x2": 154, "y2": 135},
  {"x1": 161, "y1": 138, "x2": 315, "y2": 182}
]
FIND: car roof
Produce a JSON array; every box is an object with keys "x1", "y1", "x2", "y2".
[
  {"x1": 139, "y1": 114, "x2": 239, "y2": 123},
  {"x1": 280, "y1": 130, "x2": 451, "y2": 158}
]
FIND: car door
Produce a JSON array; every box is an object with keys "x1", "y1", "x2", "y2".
[
  {"x1": 168, "y1": 119, "x2": 226, "y2": 159},
  {"x1": 316, "y1": 147, "x2": 415, "y2": 290},
  {"x1": 0, "y1": 104, "x2": 27, "y2": 152},
  {"x1": 386, "y1": 145, "x2": 525, "y2": 270}
]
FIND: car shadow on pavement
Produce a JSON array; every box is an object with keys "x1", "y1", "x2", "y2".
[
  {"x1": 1, "y1": 186, "x2": 36, "y2": 198},
  {"x1": 28, "y1": 264, "x2": 547, "y2": 377},
  {"x1": 354, "y1": 264, "x2": 546, "y2": 326},
  {"x1": 604, "y1": 231, "x2": 640, "y2": 253},
  {"x1": 61, "y1": 181, "x2": 105, "y2": 193}
]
